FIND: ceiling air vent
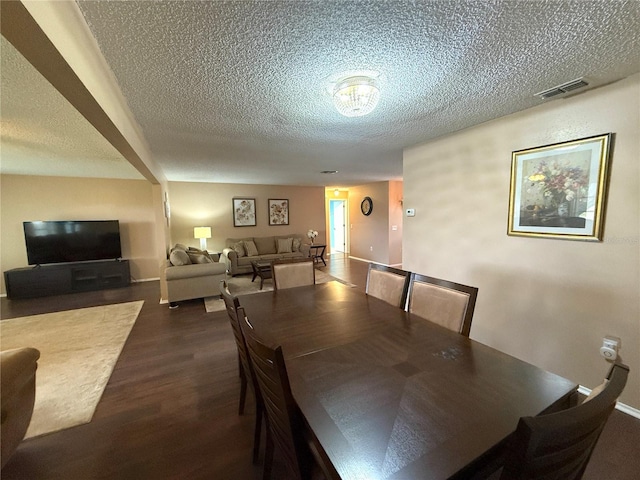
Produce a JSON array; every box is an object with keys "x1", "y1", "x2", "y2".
[{"x1": 535, "y1": 78, "x2": 589, "y2": 100}]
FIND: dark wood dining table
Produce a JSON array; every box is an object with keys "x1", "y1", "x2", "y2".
[{"x1": 239, "y1": 281, "x2": 578, "y2": 480}]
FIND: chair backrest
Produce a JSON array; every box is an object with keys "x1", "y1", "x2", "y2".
[
  {"x1": 219, "y1": 280, "x2": 253, "y2": 385},
  {"x1": 500, "y1": 362, "x2": 629, "y2": 480},
  {"x1": 365, "y1": 263, "x2": 411, "y2": 308},
  {"x1": 271, "y1": 257, "x2": 315, "y2": 290},
  {"x1": 237, "y1": 307, "x2": 313, "y2": 480},
  {"x1": 407, "y1": 273, "x2": 478, "y2": 337}
]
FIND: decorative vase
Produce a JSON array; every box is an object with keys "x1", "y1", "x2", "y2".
[
  {"x1": 557, "y1": 201, "x2": 570, "y2": 217},
  {"x1": 310, "y1": 238, "x2": 314, "y2": 245}
]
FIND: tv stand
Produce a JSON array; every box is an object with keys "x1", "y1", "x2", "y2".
[{"x1": 4, "y1": 260, "x2": 130, "y2": 299}]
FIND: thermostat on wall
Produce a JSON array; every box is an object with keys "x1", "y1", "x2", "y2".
[{"x1": 406, "y1": 208, "x2": 415, "y2": 217}]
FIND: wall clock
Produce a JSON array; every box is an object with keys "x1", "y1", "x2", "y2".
[{"x1": 361, "y1": 196, "x2": 373, "y2": 216}]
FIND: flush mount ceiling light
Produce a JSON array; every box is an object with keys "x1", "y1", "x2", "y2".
[{"x1": 332, "y1": 75, "x2": 380, "y2": 117}]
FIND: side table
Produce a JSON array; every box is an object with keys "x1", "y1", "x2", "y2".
[{"x1": 309, "y1": 244, "x2": 327, "y2": 266}]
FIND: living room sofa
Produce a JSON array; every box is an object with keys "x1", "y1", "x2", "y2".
[
  {"x1": 160, "y1": 245, "x2": 227, "y2": 307},
  {"x1": 221, "y1": 234, "x2": 310, "y2": 276}
]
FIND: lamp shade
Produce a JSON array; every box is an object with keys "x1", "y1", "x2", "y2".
[
  {"x1": 194, "y1": 227, "x2": 212, "y2": 251},
  {"x1": 193, "y1": 227, "x2": 211, "y2": 239}
]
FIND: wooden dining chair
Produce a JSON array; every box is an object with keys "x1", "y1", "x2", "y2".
[
  {"x1": 499, "y1": 362, "x2": 629, "y2": 480},
  {"x1": 238, "y1": 306, "x2": 329, "y2": 480},
  {"x1": 407, "y1": 273, "x2": 478, "y2": 337},
  {"x1": 365, "y1": 263, "x2": 411, "y2": 308},
  {"x1": 219, "y1": 280, "x2": 263, "y2": 464},
  {"x1": 271, "y1": 257, "x2": 315, "y2": 290}
]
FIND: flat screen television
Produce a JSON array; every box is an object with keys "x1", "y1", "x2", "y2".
[{"x1": 23, "y1": 220, "x2": 122, "y2": 265}]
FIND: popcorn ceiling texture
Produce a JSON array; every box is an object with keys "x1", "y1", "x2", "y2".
[{"x1": 4, "y1": 1, "x2": 639, "y2": 185}]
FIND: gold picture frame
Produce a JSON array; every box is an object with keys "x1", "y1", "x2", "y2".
[{"x1": 508, "y1": 133, "x2": 612, "y2": 241}]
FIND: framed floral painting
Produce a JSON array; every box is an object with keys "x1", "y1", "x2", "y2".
[
  {"x1": 233, "y1": 198, "x2": 256, "y2": 227},
  {"x1": 268, "y1": 199, "x2": 289, "y2": 225},
  {"x1": 508, "y1": 133, "x2": 612, "y2": 241}
]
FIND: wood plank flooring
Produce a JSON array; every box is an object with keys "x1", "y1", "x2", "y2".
[{"x1": 1, "y1": 256, "x2": 638, "y2": 479}]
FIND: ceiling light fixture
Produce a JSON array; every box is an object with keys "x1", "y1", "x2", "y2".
[{"x1": 332, "y1": 75, "x2": 380, "y2": 117}]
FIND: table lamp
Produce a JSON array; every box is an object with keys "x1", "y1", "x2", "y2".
[{"x1": 194, "y1": 227, "x2": 212, "y2": 251}]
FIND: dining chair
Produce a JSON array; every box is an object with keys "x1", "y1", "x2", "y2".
[
  {"x1": 499, "y1": 362, "x2": 629, "y2": 480},
  {"x1": 365, "y1": 263, "x2": 411, "y2": 308},
  {"x1": 238, "y1": 306, "x2": 329, "y2": 480},
  {"x1": 219, "y1": 280, "x2": 263, "y2": 464},
  {"x1": 407, "y1": 273, "x2": 478, "y2": 337},
  {"x1": 271, "y1": 257, "x2": 315, "y2": 290}
]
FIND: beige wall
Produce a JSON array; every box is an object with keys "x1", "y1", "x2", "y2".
[
  {"x1": 389, "y1": 180, "x2": 404, "y2": 266},
  {"x1": 167, "y1": 182, "x2": 326, "y2": 252},
  {"x1": 348, "y1": 181, "x2": 403, "y2": 265},
  {"x1": 0, "y1": 175, "x2": 159, "y2": 294},
  {"x1": 403, "y1": 74, "x2": 640, "y2": 408}
]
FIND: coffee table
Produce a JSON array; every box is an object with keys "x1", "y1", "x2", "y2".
[{"x1": 250, "y1": 260, "x2": 272, "y2": 290}]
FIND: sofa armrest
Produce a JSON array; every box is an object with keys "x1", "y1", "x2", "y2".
[{"x1": 221, "y1": 248, "x2": 237, "y2": 273}]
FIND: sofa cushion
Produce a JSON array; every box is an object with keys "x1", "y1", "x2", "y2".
[
  {"x1": 232, "y1": 241, "x2": 246, "y2": 257},
  {"x1": 254, "y1": 236, "x2": 276, "y2": 255},
  {"x1": 292, "y1": 237, "x2": 302, "y2": 252},
  {"x1": 277, "y1": 237, "x2": 293, "y2": 253},
  {"x1": 243, "y1": 240, "x2": 259, "y2": 256},
  {"x1": 170, "y1": 249, "x2": 191, "y2": 266}
]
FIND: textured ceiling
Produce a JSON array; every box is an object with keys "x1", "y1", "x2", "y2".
[
  {"x1": 3, "y1": 1, "x2": 640, "y2": 186},
  {"x1": 0, "y1": 37, "x2": 143, "y2": 180}
]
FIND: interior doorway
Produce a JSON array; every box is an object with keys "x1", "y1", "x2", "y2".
[{"x1": 329, "y1": 199, "x2": 347, "y2": 257}]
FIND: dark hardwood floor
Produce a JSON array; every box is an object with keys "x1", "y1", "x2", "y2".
[{"x1": 1, "y1": 256, "x2": 638, "y2": 479}]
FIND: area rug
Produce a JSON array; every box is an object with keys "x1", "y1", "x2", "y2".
[
  {"x1": 0, "y1": 300, "x2": 144, "y2": 438},
  {"x1": 204, "y1": 270, "x2": 356, "y2": 313}
]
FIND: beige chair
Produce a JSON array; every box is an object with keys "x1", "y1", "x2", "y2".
[
  {"x1": 407, "y1": 273, "x2": 478, "y2": 337},
  {"x1": 271, "y1": 258, "x2": 315, "y2": 290},
  {"x1": 499, "y1": 362, "x2": 629, "y2": 480},
  {"x1": 1, "y1": 347, "x2": 40, "y2": 469},
  {"x1": 365, "y1": 263, "x2": 411, "y2": 308}
]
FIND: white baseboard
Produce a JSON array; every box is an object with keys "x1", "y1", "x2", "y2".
[
  {"x1": 131, "y1": 277, "x2": 160, "y2": 283},
  {"x1": 578, "y1": 385, "x2": 640, "y2": 419}
]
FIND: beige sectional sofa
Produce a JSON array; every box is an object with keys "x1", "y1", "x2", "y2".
[
  {"x1": 160, "y1": 244, "x2": 227, "y2": 307},
  {"x1": 221, "y1": 234, "x2": 310, "y2": 276}
]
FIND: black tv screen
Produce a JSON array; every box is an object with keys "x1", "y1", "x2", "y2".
[{"x1": 23, "y1": 220, "x2": 122, "y2": 265}]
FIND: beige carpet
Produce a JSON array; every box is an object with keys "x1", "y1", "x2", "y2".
[
  {"x1": 204, "y1": 270, "x2": 355, "y2": 313},
  {"x1": 0, "y1": 301, "x2": 144, "y2": 438}
]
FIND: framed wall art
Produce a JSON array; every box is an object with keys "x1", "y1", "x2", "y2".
[
  {"x1": 232, "y1": 198, "x2": 256, "y2": 227},
  {"x1": 268, "y1": 199, "x2": 289, "y2": 225},
  {"x1": 507, "y1": 133, "x2": 612, "y2": 241}
]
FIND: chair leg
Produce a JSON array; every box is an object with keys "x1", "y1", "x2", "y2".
[
  {"x1": 263, "y1": 428, "x2": 274, "y2": 480},
  {"x1": 252, "y1": 402, "x2": 263, "y2": 464},
  {"x1": 239, "y1": 373, "x2": 247, "y2": 415}
]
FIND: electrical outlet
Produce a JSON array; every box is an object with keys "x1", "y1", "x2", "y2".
[{"x1": 600, "y1": 335, "x2": 620, "y2": 361}]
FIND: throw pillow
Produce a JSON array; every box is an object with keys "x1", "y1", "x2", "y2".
[
  {"x1": 243, "y1": 240, "x2": 259, "y2": 257},
  {"x1": 277, "y1": 237, "x2": 293, "y2": 254},
  {"x1": 232, "y1": 241, "x2": 246, "y2": 257},
  {"x1": 292, "y1": 237, "x2": 302, "y2": 252},
  {"x1": 169, "y1": 249, "x2": 191, "y2": 266},
  {"x1": 187, "y1": 251, "x2": 213, "y2": 264},
  {"x1": 172, "y1": 243, "x2": 188, "y2": 252}
]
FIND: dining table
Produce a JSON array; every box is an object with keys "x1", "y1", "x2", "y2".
[{"x1": 238, "y1": 281, "x2": 578, "y2": 480}]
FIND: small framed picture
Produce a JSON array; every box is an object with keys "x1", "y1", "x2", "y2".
[
  {"x1": 507, "y1": 133, "x2": 612, "y2": 241},
  {"x1": 268, "y1": 199, "x2": 289, "y2": 226},
  {"x1": 233, "y1": 198, "x2": 256, "y2": 227}
]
